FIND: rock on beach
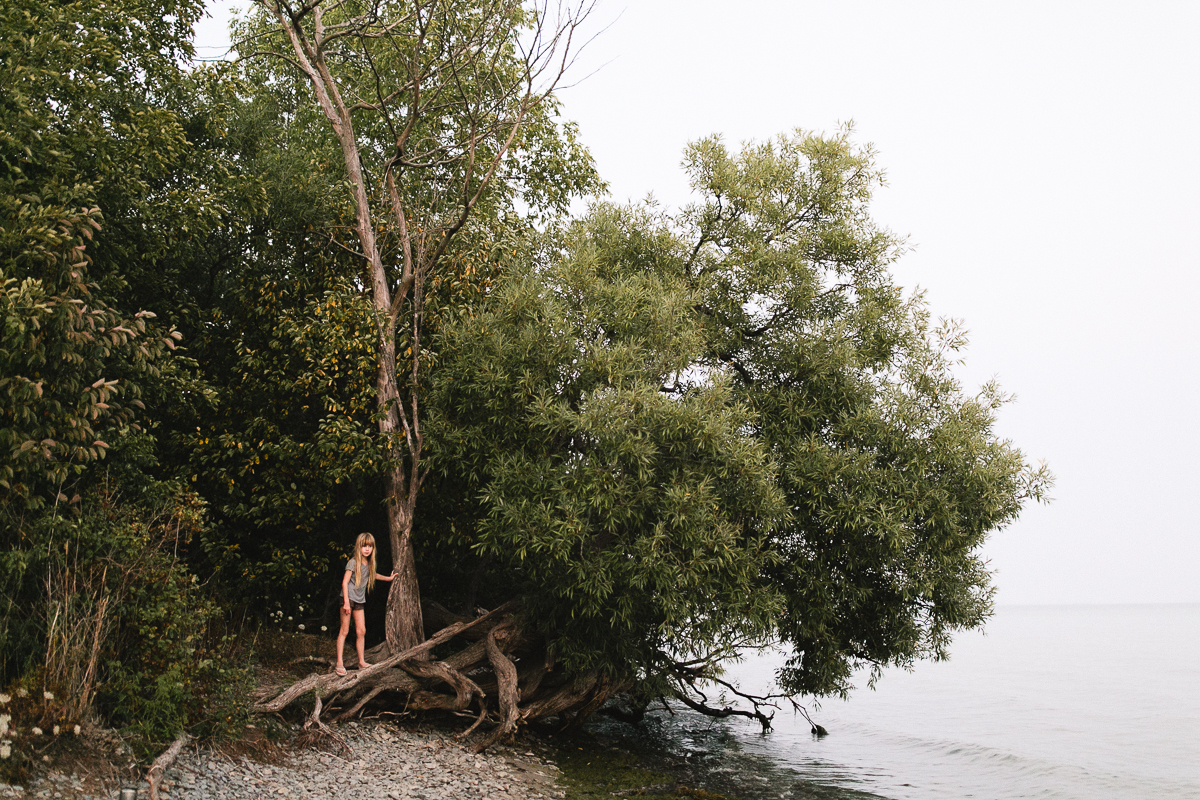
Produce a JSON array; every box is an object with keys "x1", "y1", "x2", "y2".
[{"x1": 1, "y1": 722, "x2": 565, "y2": 800}]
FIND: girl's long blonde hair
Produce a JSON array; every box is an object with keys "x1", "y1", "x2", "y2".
[{"x1": 352, "y1": 532, "x2": 377, "y2": 592}]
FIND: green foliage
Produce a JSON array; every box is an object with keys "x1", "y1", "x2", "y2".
[
  {"x1": 0, "y1": 0, "x2": 256, "y2": 750},
  {"x1": 664, "y1": 129, "x2": 1052, "y2": 695},
  {"x1": 0, "y1": 455, "x2": 251, "y2": 761},
  {"x1": 426, "y1": 128, "x2": 1051, "y2": 697},
  {"x1": 0, "y1": 0, "x2": 229, "y2": 301},
  {"x1": 428, "y1": 239, "x2": 787, "y2": 678},
  {"x1": 0, "y1": 215, "x2": 177, "y2": 511},
  {"x1": 0, "y1": 0, "x2": 1048, "y2": 721},
  {"x1": 184, "y1": 279, "x2": 388, "y2": 602},
  {"x1": 0, "y1": 0, "x2": 237, "y2": 515}
]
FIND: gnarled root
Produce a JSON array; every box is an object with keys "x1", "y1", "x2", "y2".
[
  {"x1": 304, "y1": 693, "x2": 327, "y2": 732},
  {"x1": 296, "y1": 693, "x2": 352, "y2": 754},
  {"x1": 472, "y1": 625, "x2": 520, "y2": 750},
  {"x1": 256, "y1": 602, "x2": 512, "y2": 714},
  {"x1": 400, "y1": 658, "x2": 485, "y2": 712},
  {"x1": 255, "y1": 600, "x2": 628, "y2": 749}
]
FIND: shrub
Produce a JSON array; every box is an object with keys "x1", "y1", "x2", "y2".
[{"x1": 1, "y1": 466, "x2": 253, "y2": 765}]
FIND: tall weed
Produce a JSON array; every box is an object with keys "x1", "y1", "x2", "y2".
[{"x1": 1, "y1": 472, "x2": 253, "y2": 768}]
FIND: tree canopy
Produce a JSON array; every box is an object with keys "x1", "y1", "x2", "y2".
[
  {"x1": 0, "y1": 0, "x2": 1049, "y2": 756},
  {"x1": 419, "y1": 130, "x2": 1050, "y2": 710}
]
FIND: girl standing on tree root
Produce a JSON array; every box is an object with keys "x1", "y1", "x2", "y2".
[{"x1": 335, "y1": 533, "x2": 394, "y2": 676}]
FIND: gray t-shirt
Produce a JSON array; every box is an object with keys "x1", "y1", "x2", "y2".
[{"x1": 345, "y1": 559, "x2": 369, "y2": 604}]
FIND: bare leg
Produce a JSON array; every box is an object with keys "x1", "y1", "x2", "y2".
[
  {"x1": 353, "y1": 608, "x2": 368, "y2": 668},
  {"x1": 335, "y1": 606, "x2": 351, "y2": 672}
]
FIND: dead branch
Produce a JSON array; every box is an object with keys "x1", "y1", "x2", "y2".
[
  {"x1": 665, "y1": 666, "x2": 801, "y2": 734},
  {"x1": 146, "y1": 731, "x2": 190, "y2": 800},
  {"x1": 789, "y1": 698, "x2": 829, "y2": 737},
  {"x1": 673, "y1": 692, "x2": 774, "y2": 734}
]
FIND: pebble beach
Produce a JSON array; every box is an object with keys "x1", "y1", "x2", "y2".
[{"x1": 1, "y1": 722, "x2": 566, "y2": 800}]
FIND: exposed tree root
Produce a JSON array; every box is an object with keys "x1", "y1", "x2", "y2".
[
  {"x1": 399, "y1": 658, "x2": 484, "y2": 712},
  {"x1": 304, "y1": 693, "x2": 325, "y2": 731},
  {"x1": 336, "y1": 684, "x2": 388, "y2": 722},
  {"x1": 520, "y1": 670, "x2": 617, "y2": 723},
  {"x1": 256, "y1": 602, "x2": 513, "y2": 714},
  {"x1": 454, "y1": 701, "x2": 490, "y2": 740},
  {"x1": 256, "y1": 600, "x2": 635, "y2": 748},
  {"x1": 296, "y1": 693, "x2": 352, "y2": 754},
  {"x1": 260, "y1": 600, "x2": 803, "y2": 745},
  {"x1": 485, "y1": 626, "x2": 520, "y2": 738}
]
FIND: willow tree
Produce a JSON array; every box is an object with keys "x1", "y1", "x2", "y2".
[
  {"x1": 669, "y1": 130, "x2": 1053, "y2": 699},
  {"x1": 413, "y1": 129, "x2": 1052, "y2": 721},
  {"x1": 242, "y1": 0, "x2": 593, "y2": 651}
]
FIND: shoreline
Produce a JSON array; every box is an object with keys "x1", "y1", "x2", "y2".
[
  {"x1": 1, "y1": 709, "x2": 866, "y2": 800},
  {"x1": 546, "y1": 711, "x2": 880, "y2": 800}
]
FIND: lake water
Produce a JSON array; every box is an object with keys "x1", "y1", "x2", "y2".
[{"x1": 584, "y1": 604, "x2": 1200, "y2": 799}]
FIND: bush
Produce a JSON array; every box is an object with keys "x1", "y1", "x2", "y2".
[{"x1": 0, "y1": 466, "x2": 253, "y2": 766}]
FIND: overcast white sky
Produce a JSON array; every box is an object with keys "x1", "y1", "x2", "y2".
[{"x1": 195, "y1": 1, "x2": 1200, "y2": 606}]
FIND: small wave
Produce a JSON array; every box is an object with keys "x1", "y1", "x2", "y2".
[{"x1": 749, "y1": 717, "x2": 1200, "y2": 799}]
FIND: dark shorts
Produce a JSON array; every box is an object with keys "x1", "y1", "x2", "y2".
[{"x1": 349, "y1": 601, "x2": 365, "y2": 611}]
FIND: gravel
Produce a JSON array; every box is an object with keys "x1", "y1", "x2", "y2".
[{"x1": 1, "y1": 722, "x2": 566, "y2": 800}]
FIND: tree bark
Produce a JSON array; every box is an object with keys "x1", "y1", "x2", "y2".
[
  {"x1": 255, "y1": 602, "x2": 512, "y2": 714},
  {"x1": 383, "y1": 469, "x2": 424, "y2": 654}
]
